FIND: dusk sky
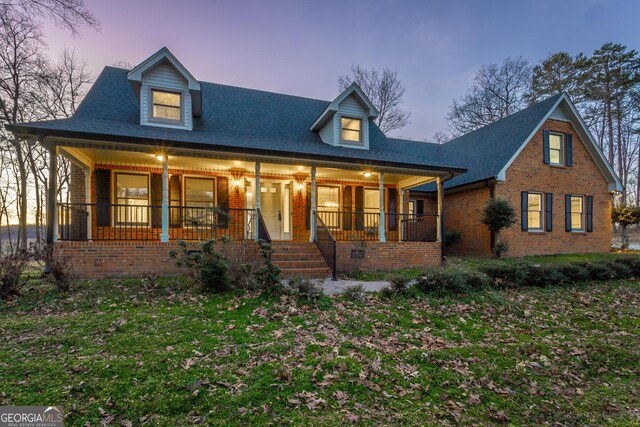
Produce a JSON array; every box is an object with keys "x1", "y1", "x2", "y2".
[{"x1": 43, "y1": 0, "x2": 640, "y2": 140}]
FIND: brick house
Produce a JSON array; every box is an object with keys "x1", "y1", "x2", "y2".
[
  {"x1": 7, "y1": 48, "x2": 463, "y2": 279},
  {"x1": 7, "y1": 48, "x2": 621, "y2": 279},
  {"x1": 410, "y1": 93, "x2": 622, "y2": 257}
]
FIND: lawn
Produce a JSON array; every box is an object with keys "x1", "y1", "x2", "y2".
[{"x1": 0, "y1": 276, "x2": 639, "y2": 425}]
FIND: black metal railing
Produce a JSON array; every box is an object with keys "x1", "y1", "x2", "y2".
[
  {"x1": 314, "y1": 212, "x2": 337, "y2": 280},
  {"x1": 256, "y1": 208, "x2": 271, "y2": 243},
  {"x1": 315, "y1": 210, "x2": 382, "y2": 241},
  {"x1": 399, "y1": 213, "x2": 438, "y2": 242},
  {"x1": 57, "y1": 203, "x2": 256, "y2": 241}
]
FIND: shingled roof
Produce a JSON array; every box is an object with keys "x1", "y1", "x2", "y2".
[
  {"x1": 413, "y1": 93, "x2": 621, "y2": 193},
  {"x1": 8, "y1": 66, "x2": 465, "y2": 174}
]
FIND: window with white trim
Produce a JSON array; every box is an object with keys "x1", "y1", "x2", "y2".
[
  {"x1": 341, "y1": 117, "x2": 362, "y2": 143},
  {"x1": 151, "y1": 89, "x2": 182, "y2": 122},
  {"x1": 317, "y1": 185, "x2": 340, "y2": 228},
  {"x1": 115, "y1": 173, "x2": 149, "y2": 225},
  {"x1": 527, "y1": 193, "x2": 543, "y2": 231},
  {"x1": 549, "y1": 133, "x2": 564, "y2": 165},
  {"x1": 185, "y1": 177, "x2": 216, "y2": 208},
  {"x1": 570, "y1": 195, "x2": 584, "y2": 231}
]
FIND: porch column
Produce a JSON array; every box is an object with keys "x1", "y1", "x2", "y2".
[
  {"x1": 379, "y1": 172, "x2": 386, "y2": 242},
  {"x1": 160, "y1": 156, "x2": 169, "y2": 242},
  {"x1": 46, "y1": 144, "x2": 57, "y2": 245},
  {"x1": 254, "y1": 161, "x2": 260, "y2": 241},
  {"x1": 399, "y1": 188, "x2": 405, "y2": 241},
  {"x1": 310, "y1": 166, "x2": 317, "y2": 242},
  {"x1": 436, "y1": 177, "x2": 443, "y2": 242},
  {"x1": 84, "y1": 168, "x2": 92, "y2": 240}
]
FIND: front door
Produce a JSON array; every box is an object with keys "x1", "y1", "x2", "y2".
[{"x1": 260, "y1": 181, "x2": 282, "y2": 239}]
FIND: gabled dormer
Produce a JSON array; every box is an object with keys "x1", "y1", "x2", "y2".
[
  {"x1": 311, "y1": 83, "x2": 379, "y2": 149},
  {"x1": 127, "y1": 47, "x2": 201, "y2": 130}
]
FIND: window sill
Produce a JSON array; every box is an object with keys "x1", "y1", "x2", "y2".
[
  {"x1": 570, "y1": 231, "x2": 587, "y2": 235},
  {"x1": 526, "y1": 230, "x2": 546, "y2": 235},
  {"x1": 549, "y1": 164, "x2": 567, "y2": 169}
]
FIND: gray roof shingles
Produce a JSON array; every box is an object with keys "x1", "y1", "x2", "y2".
[
  {"x1": 9, "y1": 67, "x2": 465, "y2": 173},
  {"x1": 413, "y1": 93, "x2": 563, "y2": 192}
]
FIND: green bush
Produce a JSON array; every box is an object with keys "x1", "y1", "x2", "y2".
[
  {"x1": 389, "y1": 275, "x2": 411, "y2": 293},
  {"x1": 170, "y1": 238, "x2": 231, "y2": 293},
  {"x1": 521, "y1": 265, "x2": 567, "y2": 287},
  {"x1": 343, "y1": 284, "x2": 365, "y2": 302},
  {"x1": 584, "y1": 262, "x2": 616, "y2": 281},
  {"x1": 286, "y1": 277, "x2": 325, "y2": 306},
  {"x1": 611, "y1": 257, "x2": 640, "y2": 275},
  {"x1": 555, "y1": 263, "x2": 590, "y2": 283},
  {"x1": 254, "y1": 240, "x2": 283, "y2": 294},
  {"x1": 416, "y1": 268, "x2": 490, "y2": 294},
  {"x1": 480, "y1": 262, "x2": 529, "y2": 286}
]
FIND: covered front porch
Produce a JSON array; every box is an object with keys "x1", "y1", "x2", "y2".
[{"x1": 44, "y1": 139, "x2": 452, "y2": 278}]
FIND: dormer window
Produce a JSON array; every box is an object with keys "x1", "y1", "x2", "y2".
[
  {"x1": 341, "y1": 117, "x2": 362, "y2": 143},
  {"x1": 152, "y1": 89, "x2": 182, "y2": 122}
]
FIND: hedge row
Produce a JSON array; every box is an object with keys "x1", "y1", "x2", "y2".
[{"x1": 414, "y1": 257, "x2": 640, "y2": 295}]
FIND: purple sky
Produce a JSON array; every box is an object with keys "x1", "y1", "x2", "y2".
[{"x1": 43, "y1": 0, "x2": 639, "y2": 140}]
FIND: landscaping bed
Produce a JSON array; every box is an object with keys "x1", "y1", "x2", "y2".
[{"x1": 1, "y1": 272, "x2": 638, "y2": 425}]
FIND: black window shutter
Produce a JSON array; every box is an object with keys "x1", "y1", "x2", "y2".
[
  {"x1": 545, "y1": 193, "x2": 553, "y2": 232},
  {"x1": 586, "y1": 196, "x2": 593, "y2": 232},
  {"x1": 388, "y1": 188, "x2": 398, "y2": 231},
  {"x1": 566, "y1": 133, "x2": 573, "y2": 166},
  {"x1": 565, "y1": 194, "x2": 572, "y2": 232},
  {"x1": 416, "y1": 199, "x2": 424, "y2": 215},
  {"x1": 305, "y1": 184, "x2": 311, "y2": 230},
  {"x1": 343, "y1": 185, "x2": 352, "y2": 231},
  {"x1": 96, "y1": 169, "x2": 111, "y2": 227},
  {"x1": 151, "y1": 173, "x2": 163, "y2": 228},
  {"x1": 543, "y1": 130, "x2": 550, "y2": 164},
  {"x1": 521, "y1": 191, "x2": 528, "y2": 231},
  {"x1": 169, "y1": 175, "x2": 181, "y2": 227},
  {"x1": 355, "y1": 186, "x2": 364, "y2": 231},
  {"x1": 217, "y1": 177, "x2": 229, "y2": 228}
]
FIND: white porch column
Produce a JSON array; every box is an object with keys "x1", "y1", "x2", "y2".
[
  {"x1": 379, "y1": 172, "x2": 386, "y2": 242},
  {"x1": 254, "y1": 161, "x2": 260, "y2": 241},
  {"x1": 310, "y1": 166, "x2": 317, "y2": 242},
  {"x1": 160, "y1": 156, "x2": 169, "y2": 242},
  {"x1": 436, "y1": 176, "x2": 443, "y2": 242},
  {"x1": 84, "y1": 168, "x2": 92, "y2": 240},
  {"x1": 46, "y1": 144, "x2": 59, "y2": 244},
  {"x1": 399, "y1": 188, "x2": 405, "y2": 241}
]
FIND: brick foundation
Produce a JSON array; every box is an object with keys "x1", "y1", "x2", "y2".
[{"x1": 335, "y1": 241, "x2": 441, "y2": 272}]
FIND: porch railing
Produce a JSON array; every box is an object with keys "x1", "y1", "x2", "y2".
[
  {"x1": 256, "y1": 208, "x2": 271, "y2": 243},
  {"x1": 314, "y1": 212, "x2": 337, "y2": 280},
  {"x1": 57, "y1": 203, "x2": 256, "y2": 241},
  {"x1": 315, "y1": 210, "x2": 438, "y2": 242}
]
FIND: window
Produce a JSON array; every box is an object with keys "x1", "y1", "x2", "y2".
[
  {"x1": 408, "y1": 200, "x2": 416, "y2": 217},
  {"x1": 317, "y1": 186, "x2": 340, "y2": 228},
  {"x1": 549, "y1": 133, "x2": 564, "y2": 165},
  {"x1": 527, "y1": 193, "x2": 543, "y2": 231},
  {"x1": 152, "y1": 89, "x2": 181, "y2": 122},
  {"x1": 115, "y1": 173, "x2": 149, "y2": 225},
  {"x1": 185, "y1": 177, "x2": 215, "y2": 208},
  {"x1": 341, "y1": 117, "x2": 362, "y2": 143},
  {"x1": 364, "y1": 188, "x2": 380, "y2": 228},
  {"x1": 570, "y1": 196, "x2": 584, "y2": 231}
]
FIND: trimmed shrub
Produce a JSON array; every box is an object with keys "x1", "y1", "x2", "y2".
[
  {"x1": 604, "y1": 261, "x2": 633, "y2": 280},
  {"x1": 416, "y1": 268, "x2": 490, "y2": 294},
  {"x1": 343, "y1": 284, "x2": 365, "y2": 302},
  {"x1": 480, "y1": 262, "x2": 529, "y2": 286},
  {"x1": 611, "y1": 257, "x2": 640, "y2": 276},
  {"x1": 287, "y1": 277, "x2": 325, "y2": 306},
  {"x1": 584, "y1": 262, "x2": 616, "y2": 282},
  {"x1": 521, "y1": 265, "x2": 567, "y2": 287},
  {"x1": 555, "y1": 263, "x2": 590, "y2": 283}
]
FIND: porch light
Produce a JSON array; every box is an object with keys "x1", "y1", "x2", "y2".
[
  {"x1": 296, "y1": 183, "x2": 305, "y2": 191},
  {"x1": 363, "y1": 171, "x2": 372, "y2": 178},
  {"x1": 233, "y1": 179, "x2": 241, "y2": 187},
  {"x1": 155, "y1": 154, "x2": 165, "y2": 162}
]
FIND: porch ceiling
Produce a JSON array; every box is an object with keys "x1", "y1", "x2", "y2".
[{"x1": 62, "y1": 145, "x2": 438, "y2": 185}]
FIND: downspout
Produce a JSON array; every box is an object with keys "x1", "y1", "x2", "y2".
[{"x1": 440, "y1": 171, "x2": 455, "y2": 263}]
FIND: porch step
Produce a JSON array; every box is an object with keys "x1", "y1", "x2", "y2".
[{"x1": 269, "y1": 242, "x2": 332, "y2": 279}]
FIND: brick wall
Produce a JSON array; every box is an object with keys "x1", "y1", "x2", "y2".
[
  {"x1": 336, "y1": 241, "x2": 441, "y2": 272},
  {"x1": 495, "y1": 119, "x2": 612, "y2": 257},
  {"x1": 58, "y1": 240, "x2": 260, "y2": 279},
  {"x1": 443, "y1": 186, "x2": 492, "y2": 257},
  {"x1": 69, "y1": 163, "x2": 86, "y2": 204}
]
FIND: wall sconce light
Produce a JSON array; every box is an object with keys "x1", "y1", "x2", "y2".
[
  {"x1": 296, "y1": 182, "x2": 305, "y2": 191},
  {"x1": 233, "y1": 179, "x2": 241, "y2": 187},
  {"x1": 363, "y1": 171, "x2": 372, "y2": 178}
]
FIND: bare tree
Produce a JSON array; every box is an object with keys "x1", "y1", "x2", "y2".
[
  {"x1": 338, "y1": 65, "x2": 410, "y2": 133},
  {"x1": 0, "y1": 0, "x2": 99, "y2": 36},
  {"x1": 447, "y1": 56, "x2": 532, "y2": 135}
]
